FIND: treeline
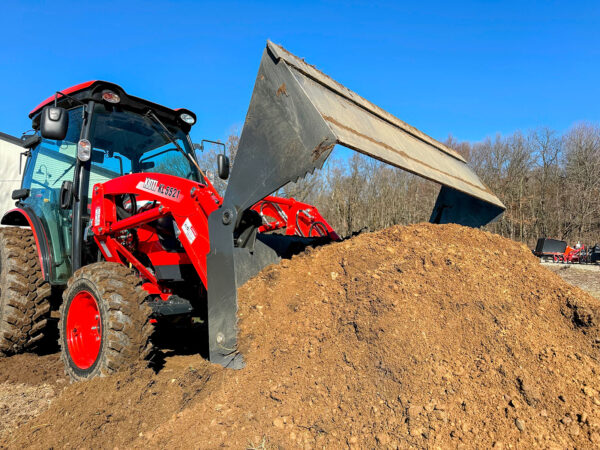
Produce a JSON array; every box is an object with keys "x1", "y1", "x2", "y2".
[
  {"x1": 448, "y1": 122, "x2": 600, "y2": 245},
  {"x1": 197, "y1": 122, "x2": 600, "y2": 246}
]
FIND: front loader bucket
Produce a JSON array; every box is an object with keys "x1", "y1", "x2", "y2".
[{"x1": 205, "y1": 41, "x2": 505, "y2": 368}]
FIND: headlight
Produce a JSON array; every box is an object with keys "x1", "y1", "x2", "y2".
[{"x1": 78, "y1": 139, "x2": 91, "y2": 161}]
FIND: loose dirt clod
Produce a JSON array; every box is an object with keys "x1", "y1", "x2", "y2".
[{"x1": 2, "y1": 223, "x2": 600, "y2": 448}]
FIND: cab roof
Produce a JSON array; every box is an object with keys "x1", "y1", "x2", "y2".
[{"x1": 29, "y1": 80, "x2": 196, "y2": 133}]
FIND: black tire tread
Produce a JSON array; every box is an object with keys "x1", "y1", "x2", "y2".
[
  {"x1": 59, "y1": 262, "x2": 153, "y2": 380},
  {"x1": 0, "y1": 227, "x2": 52, "y2": 355}
]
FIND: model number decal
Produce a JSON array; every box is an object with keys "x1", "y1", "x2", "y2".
[{"x1": 137, "y1": 178, "x2": 182, "y2": 201}]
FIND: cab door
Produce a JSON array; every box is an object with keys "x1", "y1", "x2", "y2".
[{"x1": 21, "y1": 107, "x2": 84, "y2": 284}]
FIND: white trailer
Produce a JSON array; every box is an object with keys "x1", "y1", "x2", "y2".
[{"x1": 0, "y1": 133, "x2": 23, "y2": 219}]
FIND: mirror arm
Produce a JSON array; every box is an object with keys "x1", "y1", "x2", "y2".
[
  {"x1": 54, "y1": 91, "x2": 87, "y2": 108},
  {"x1": 21, "y1": 135, "x2": 41, "y2": 149},
  {"x1": 199, "y1": 139, "x2": 226, "y2": 155},
  {"x1": 19, "y1": 150, "x2": 30, "y2": 175}
]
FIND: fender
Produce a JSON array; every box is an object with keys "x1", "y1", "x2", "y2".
[{"x1": 1, "y1": 207, "x2": 52, "y2": 281}]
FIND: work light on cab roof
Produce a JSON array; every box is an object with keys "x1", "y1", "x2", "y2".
[
  {"x1": 101, "y1": 90, "x2": 120, "y2": 104},
  {"x1": 180, "y1": 113, "x2": 195, "y2": 125}
]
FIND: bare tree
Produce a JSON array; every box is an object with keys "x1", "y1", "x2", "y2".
[
  {"x1": 186, "y1": 123, "x2": 600, "y2": 246},
  {"x1": 563, "y1": 123, "x2": 600, "y2": 240}
]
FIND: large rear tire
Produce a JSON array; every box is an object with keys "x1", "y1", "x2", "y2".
[
  {"x1": 0, "y1": 227, "x2": 52, "y2": 355},
  {"x1": 59, "y1": 262, "x2": 153, "y2": 381}
]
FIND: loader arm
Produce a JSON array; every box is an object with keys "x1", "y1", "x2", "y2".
[
  {"x1": 205, "y1": 41, "x2": 505, "y2": 368},
  {"x1": 251, "y1": 196, "x2": 339, "y2": 240}
]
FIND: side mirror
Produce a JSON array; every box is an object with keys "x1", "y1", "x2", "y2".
[
  {"x1": 12, "y1": 188, "x2": 30, "y2": 201},
  {"x1": 40, "y1": 106, "x2": 68, "y2": 140},
  {"x1": 217, "y1": 153, "x2": 230, "y2": 180},
  {"x1": 91, "y1": 150, "x2": 105, "y2": 164}
]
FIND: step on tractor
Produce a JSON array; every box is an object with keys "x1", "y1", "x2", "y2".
[{"x1": 0, "y1": 41, "x2": 505, "y2": 380}]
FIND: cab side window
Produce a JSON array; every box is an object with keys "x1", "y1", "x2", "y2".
[
  {"x1": 21, "y1": 107, "x2": 83, "y2": 284},
  {"x1": 23, "y1": 108, "x2": 83, "y2": 192}
]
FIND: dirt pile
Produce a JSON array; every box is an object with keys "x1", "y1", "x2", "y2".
[{"x1": 4, "y1": 223, "x2": 600, "y2": 448}]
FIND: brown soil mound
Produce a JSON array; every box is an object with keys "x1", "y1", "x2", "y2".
[{"x1": 4, "y1": 223, "x2": 600, "y2": 448}]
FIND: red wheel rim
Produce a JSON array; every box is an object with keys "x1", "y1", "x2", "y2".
[{"x1": 66, "y1": 290, "x2": 102, "y2": 370}]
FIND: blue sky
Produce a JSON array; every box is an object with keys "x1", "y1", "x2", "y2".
[{"x1": 1, "y1": 0, "x2": 598, "y2": 147}]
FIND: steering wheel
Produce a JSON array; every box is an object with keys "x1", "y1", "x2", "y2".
[{"x1": 116, "y1": 193, "x2": 137, "y2": 220}]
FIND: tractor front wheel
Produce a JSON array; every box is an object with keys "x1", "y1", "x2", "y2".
[{"x1": 59, "y1": 262, "x2": 153, "y2": 381}]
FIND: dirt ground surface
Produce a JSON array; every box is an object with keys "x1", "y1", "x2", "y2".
[
  {"x1": 544, "y1": 262, "x2": 600, "y2": 300},
  {"x1": 2, "y1": 223, "x2": 600, "y2": 448},
  {"x1": 0, "y1": 354, "x2": 66, "y2": 438}
]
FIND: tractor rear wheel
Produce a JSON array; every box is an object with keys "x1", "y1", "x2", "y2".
[
  {"x1": 59, "y1": 262, "x2": 153, "y2": 381},
  {"x1": 0, "y1": 227, "x2": 52, "y2": 355}
]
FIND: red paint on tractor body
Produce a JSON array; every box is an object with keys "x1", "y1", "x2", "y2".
[
  {"x1": 91, "y1": 173, "x2": 216, "y2": 290},
  {"x1": 251, "y1": 196, "x2": 339, "y2": 240},
  {"x1": 29, "y1": 81, "x2": 97, "y2": 117},
  {"x1": 90, "y1": 172, "x2": 338, "y2": 300}
]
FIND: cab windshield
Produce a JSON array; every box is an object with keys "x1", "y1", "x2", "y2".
[{"x1": 88, "y1": 104, "x2": 202, "y2": 190}]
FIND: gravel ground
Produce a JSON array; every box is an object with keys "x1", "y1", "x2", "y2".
[{"x1": 543, "y1": 262, "x2": 600, "y2": 299}]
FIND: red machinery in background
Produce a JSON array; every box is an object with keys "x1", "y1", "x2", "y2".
[
  {"x1": 534, "y1": 237, "x2": 595, "y2": 264},
  {"x1": 554, "y1": 245, "x2": 587, "y2": 264}
]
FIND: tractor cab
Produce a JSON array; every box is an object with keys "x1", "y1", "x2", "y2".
[{"x1": 18, "y1": 81, "x2": 203, "y2": 284}]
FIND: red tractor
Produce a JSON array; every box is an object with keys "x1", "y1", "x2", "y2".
[{"x1": 0, "y1": 42, "x2": 505, "y2": 380}]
